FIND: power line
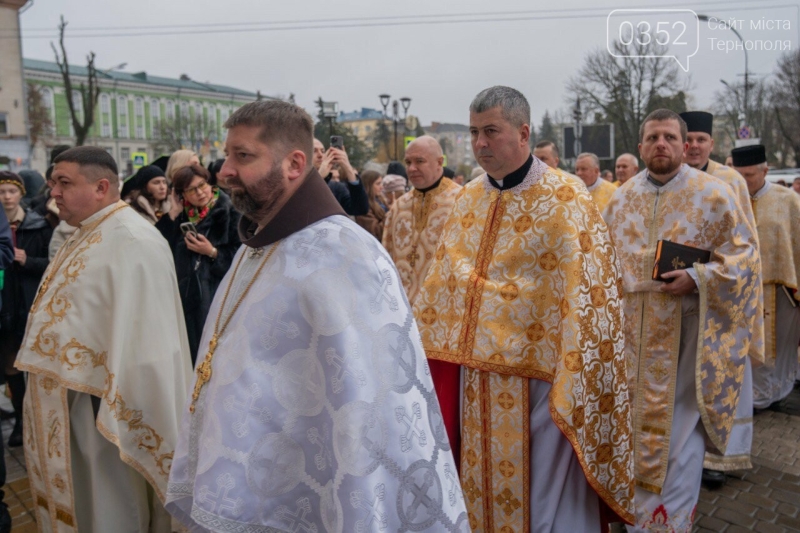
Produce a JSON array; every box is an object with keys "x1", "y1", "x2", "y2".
[
  {"x1": 8, "y1": 0, "x2": 785, "y2": 32},
  {"x1": 2, "y1": 1, "x2": 797, "y2": 39}
]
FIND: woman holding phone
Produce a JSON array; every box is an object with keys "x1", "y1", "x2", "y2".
[{"x1": 156, "y1": 164, "x2": 241, "y2": 365}]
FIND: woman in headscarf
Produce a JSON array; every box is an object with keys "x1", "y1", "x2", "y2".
[{"x1": 380, "y1": 173, "x2": 407, "y2": 209}]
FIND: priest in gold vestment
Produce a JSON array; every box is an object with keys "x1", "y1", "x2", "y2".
[
  {"x1": 15, "y1": 147, "x2": 192, "y2": 533},
  {"x1": 732, "y1": 145, "x2": 800, "y2": 409},
  {"x1": 603, "y1": 110, "x2": 761, "y2": 532},
  {"x1": 382, "y1": 136, "x2": 461, "y2": 305},
  {"x1": 680, "y1": 111, "x2": 763, "y2": 487},
  {"x1": 575, "y1": 152, "x2": 617, "y2": 211},
  {"x1": 414, "y1": 86, "x2": 634, "y2": 532}
]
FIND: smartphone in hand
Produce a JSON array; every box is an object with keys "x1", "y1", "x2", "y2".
[{"x1": 180, "y1": 222, "x2": 198, "y2": 237}]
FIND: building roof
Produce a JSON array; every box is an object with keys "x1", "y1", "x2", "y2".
[
  {"x1": 23, "y1": 58, "x2": 261, "y2": 98},
  {"x1": 337, "y1": 107, "x2": 384, "y2": 123},
  {"x1": 425, "y1": 122, "x2": 470, "y2": 133}
]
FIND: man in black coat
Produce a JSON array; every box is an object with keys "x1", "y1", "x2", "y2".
[{"x1": 311, "y1": 138, "x2": 368, "y2": 216}]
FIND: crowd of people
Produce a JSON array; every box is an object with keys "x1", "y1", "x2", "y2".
[{"x1": 0, "y1": 86, "x2": 797, "y2": 533}]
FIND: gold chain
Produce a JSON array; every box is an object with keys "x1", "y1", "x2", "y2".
[
  {"x1": 30, "y1": 203, "x2": 129, "y2": 313},
  {"x1": 189, "y1": 243, "x2": 278, "y2": 413}
]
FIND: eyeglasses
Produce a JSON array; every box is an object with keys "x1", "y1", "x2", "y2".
[{"x1": 183, "y1": 181, "x2": 209, "y2": 196}]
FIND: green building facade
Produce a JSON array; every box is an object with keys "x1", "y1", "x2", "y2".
[{"x1": 24, "y1": 58, "x2": 266, "y2": 174}]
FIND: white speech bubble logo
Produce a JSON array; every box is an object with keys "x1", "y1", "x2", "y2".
[{"x1": 607, "y1": 9, "x2": 699, "y2": 72}]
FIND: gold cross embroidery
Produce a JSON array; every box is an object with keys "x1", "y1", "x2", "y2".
[
  {"x1": 190, "y1": 335, "x2": 217, "y2": 413},
  {"x1": 406, "y1": 245, "x2": 421, "y2": 268}
]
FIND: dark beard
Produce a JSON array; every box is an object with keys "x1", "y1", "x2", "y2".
[
  {"x1": 647, "y1": 155, "x2": 681, "y2": 175},
  {"x1": 229, "y1": 163, "x2": 285, "y2": 221}
]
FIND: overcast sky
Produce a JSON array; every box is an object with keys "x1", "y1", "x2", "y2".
[{"x1": 15, "y1": 0, "x2": 800, "y2": 129}]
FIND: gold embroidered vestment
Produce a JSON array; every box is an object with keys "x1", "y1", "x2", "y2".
[
  {"x1": 382, "y1": 177, "x2": 461, "y2": 303},
  {"x1": 414, "y1": 161, "x2": 634, "y2": 530},
  {"x1": 752, "y1": 182, "x2": 800, "y2": 363},
  {"x1": 16, "y1": 202, "x2": 192, "y2": 532},
  {"x1": 587, "y1": 177, "x2": 618, "y2": 212},
  {"x1": 603, "y1": 165, "x2": 761, "y2": 493}
]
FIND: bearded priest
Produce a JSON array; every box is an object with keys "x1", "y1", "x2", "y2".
[
  {"x1": 603, "y1": 110, "x2": 761, "y2": 532},
  {"x1": 414, "y1": 86, "x2": 635, "y2": 532},
  {"x1": 165, "y1": 100, "x2": 468, "y2": 532},
  {"x1": 15, "y1": 146, "x2": 192, "y2": 533}
]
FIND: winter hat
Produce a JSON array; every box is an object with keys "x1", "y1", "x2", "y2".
[{"x1": 382, "y1": 174, "x2": 406, "y2": 194}]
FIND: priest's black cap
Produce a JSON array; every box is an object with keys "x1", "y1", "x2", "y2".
[
  {"x1": 151, "y1": 155, "x2": 170, "y2": 172},
  {"x1": 731, "y1": 145, "x2": 767, "y2": 167},
  {"x1": 386, "y1": 161, "x2": 407, "y2": 179},
  {"x1": 679, "y1": 111, "x2": 713, "y2": 135}
]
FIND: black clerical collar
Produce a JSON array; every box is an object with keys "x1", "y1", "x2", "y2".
[
  {"x1": 646, "y1": 173, "x2": 664, "y2": 187},
  {"x1": 700, "y1": 162, "x2": 709, "y2": 172},
  {"x1": 646, "y1": 171, "x2": 682, "y2": 188},
  {"x1": 487, "y1": 155, "x2": 534, "y2": 190},
  {"x1": 415, "y1": 176, "x2": 443, "y2": 194}
]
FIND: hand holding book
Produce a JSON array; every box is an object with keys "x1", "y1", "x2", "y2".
[{"x1": 652, "y1": 240, "x2": 711, "y2": 283}]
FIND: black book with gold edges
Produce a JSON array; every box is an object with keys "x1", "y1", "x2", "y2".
[{"x1": 652, "y1": 240, "x2": 711, "y2": 282}]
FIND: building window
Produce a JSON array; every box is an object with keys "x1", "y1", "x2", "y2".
[
  {"x1": 220, "y1": 107, "x2": 229, "y2": 140},
  {"x1": 365, "y1": 125, "x2": 372, "y2": 133},
  {"x1": 0, "y1": 114, "x2": 7, "y2": 136},
  {"x1": 134, "y1": 97, "x2": 145, "y2": 139},
  {"x1": 150, "y1": 98, "x2": 160, "y2": 137},
  {"x1": 118, "y1": 96, "x2": 128, "y2": 139},
  {"x1": 70, "y1": 90, "x2": 84, "y2": 137},
  {"x1": 165, "y1": 100, "x2": 175, "y2": 120},
  {"x1": 208, "y1": 104, "x2": 217, "y2": 136},
  {"x1": 41, "y1": 87, "x2": 55, "y2": 134},
  {"x1": 181, "y1": 102, "x2": 190, "y2": 137},
  {"x1": 121, "y1": 147, "x2": 130, "y2": 164},
  {"x1": 100, "y1": 94, "x2": 111, "y2": 138}
]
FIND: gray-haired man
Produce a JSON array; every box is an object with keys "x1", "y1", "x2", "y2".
[{"x1": 413, "y1": 86, "x2": 635, "y2": 531}]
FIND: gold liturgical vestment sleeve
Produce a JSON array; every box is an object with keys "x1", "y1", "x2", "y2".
[
  {"x1": 414, "y1": 160, "x2": 635, "y2": 526},
  {"x1": 706, "y1": 159, "x2": 765, "y2": 364},
  {"x1": 603, "y1": 164, "x2": 761, "y2": 494}
]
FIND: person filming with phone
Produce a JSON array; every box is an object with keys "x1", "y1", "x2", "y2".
[
  {"x1": 312, "y1": 136, "x2": 369, "y2": 216},
  {"x1": 157, "y1": 163, "x2": 241, "y2": 365}
]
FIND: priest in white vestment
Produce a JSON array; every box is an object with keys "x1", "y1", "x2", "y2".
[
  {"x1": 603, "y1": 110, "x2": 761, "y2": 532},
  {"x1": 731, "y1": 145, "x2": 800, "y2": 409},
  {"x1": 680, "y1": 110, "x2": 764, "y2": 486},
  {"x1": 165, "y1": 100, "x2": 468, "y2": 532},
  {"x1": 15, "y1": 147, "x2": 193, "y2": 533}
]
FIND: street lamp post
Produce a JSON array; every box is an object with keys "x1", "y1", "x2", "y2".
[
  {"x1": 321, "y1": 100, "x2": 338, "y2": 141},
  {"x1": 378, "y1": 94, "x2": 411, "y2": 160},
  {"x1": 698, "y1": 14, "x2": 749, "y2": 125},
  {"x1": 573, "y1": 97, "x2": 583, "y2": 158}
]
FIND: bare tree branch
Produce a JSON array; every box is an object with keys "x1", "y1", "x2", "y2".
[{"x1": 50, "y1": 15, "x2": 100, "y2": 146}]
